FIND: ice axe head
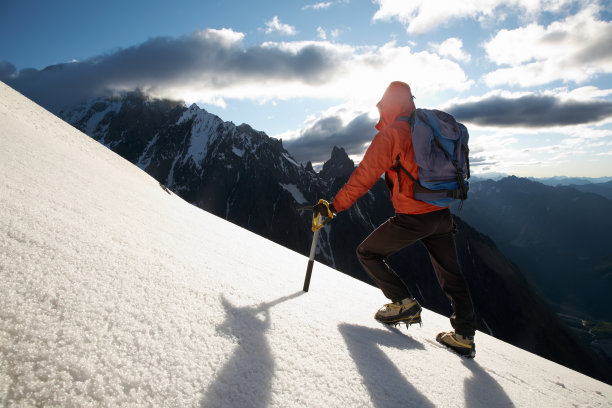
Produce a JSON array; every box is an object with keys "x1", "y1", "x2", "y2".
[{"x1": 298, "y1": 203, "x2": 328, "y2": 232}]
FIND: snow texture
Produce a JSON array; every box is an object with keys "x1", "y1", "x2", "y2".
[
  {"x1": 1, "y1": 80, "x2": 611, "y2": 407},
  {"x1": 181, "y1": 106, "x2": 222, "y2": 168}
]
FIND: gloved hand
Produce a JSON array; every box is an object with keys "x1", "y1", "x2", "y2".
[{"x1": 313, "y1": 199, "x2": 336, "y2": 220}]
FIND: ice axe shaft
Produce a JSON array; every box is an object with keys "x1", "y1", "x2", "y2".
[
  {"x1": 303, "y1": 220, "x2": 321, "y2": 292},
  {"x1": 299, "y1": 204, "x2": 326, "y2": 293}
]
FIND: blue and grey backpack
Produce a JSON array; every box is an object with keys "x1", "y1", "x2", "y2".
[{"x1": 392, "y1": 108, "x2": 470, "y2": 208}]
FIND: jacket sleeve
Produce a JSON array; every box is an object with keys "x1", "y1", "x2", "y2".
[{"x1": 332, "y1": 130, "x2": 395, "y2": 213}]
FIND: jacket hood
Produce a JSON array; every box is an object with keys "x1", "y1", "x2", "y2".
[{"x1": 375, "y1": 81, "x2": 416, "y2": 131}]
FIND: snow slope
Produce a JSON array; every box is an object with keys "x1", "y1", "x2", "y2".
[{"x1": 1, "y1": 80, "x2": 610, "y2": 407}]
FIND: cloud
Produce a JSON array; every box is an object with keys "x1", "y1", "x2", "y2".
[
  {"x1": 302, "y1": 0, "x2": 350, "y2": 10},
  {"x1": 284, "y1": 111, "x2": 377, "y2": 163},
  {"x1": 467, "y1": 123, "x2": 612, "y2": 177},
  {"x1": 317, "y1": 27, "x2": 327, "y2": 40},
  {"x1": 1, "y1": 29, "x2": 472, "y2": 113},
  {"x1": 431, "y1": 38, "x2": 471, "y2": 63},
  {"x1": 279, "y1": 40, "x2": 474, "y2": 163},
  {"x1": 446, "y1": 92, "x2": 612, "y2": 127},
  {"x1": 316, "y1": 27, "x2": 342, "y2": 41},
  {"x1": 372, "y1": 0, "x2": 578, "y2": 34},
  {"x1": 264, "y1": 16, "x2": 297, "y2": 36},
  {"x1": 1, "y1": 29, "x2": 343, "y2": 111},
  {"x1": 282, "y1": 97, "x2": 610, "y2": 175},
  {"x1": 302, "y1": 2, "x2": 333, "y2": 10},
  {"x1": 483, "y1": 5, "x2": 612, "y2": 87}
]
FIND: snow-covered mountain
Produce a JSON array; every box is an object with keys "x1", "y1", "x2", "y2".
[
  {"x1": 2, "y1": 81, "x2": 612, "y2": 407},
  {"x1": 61, "y1": 91, "x2": 321, "y2": 261},
  {"x1": 54, "y1": 90, "x2": 612, "y2": 383}
]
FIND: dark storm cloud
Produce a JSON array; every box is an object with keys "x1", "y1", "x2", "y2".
[
  {"x1": 284, "y1": 112, "x2": 377, "y2": 163},
  {"x1": 447, "y1": 94, "x2": 612, "y2": 127},
  {"x1": 284, "y1": 91, "x2": 612, "y2": 165},
  {"x1": 0, "y1": 30, "x2": 342, "y2": 112}
]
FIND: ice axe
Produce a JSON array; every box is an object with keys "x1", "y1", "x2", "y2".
[{"x1": 299, "y1": 201, "x2": 331, "y2": 292}]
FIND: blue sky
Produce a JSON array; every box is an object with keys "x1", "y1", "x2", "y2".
[{"x1": 1, "y1": 0, "x2": 611, "y2": 177}]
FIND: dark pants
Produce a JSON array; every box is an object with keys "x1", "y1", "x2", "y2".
[{"x1": 356, "y1": 208, "x2": 476, "y2": 337}]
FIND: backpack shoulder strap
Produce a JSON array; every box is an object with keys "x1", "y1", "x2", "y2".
[{"x1": 390, "y1": 113, "x2": 418, "y2": 191}]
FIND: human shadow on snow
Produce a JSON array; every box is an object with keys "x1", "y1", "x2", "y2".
[
  {"x1": 200, "y1": 291, "x2": 304, "y2": 408},
  {"x1": 339, "y1": 323, "x2": 436, "y2": 408},
  {"x1": 462, "y1": 359, "x2": 515, "y2": 407},
  {"x1": 341, "y1": 323, "x2": 514, "y2": 408}
]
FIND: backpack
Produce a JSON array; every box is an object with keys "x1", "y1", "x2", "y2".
[{"x1": 392, "y1": 108, "x2": 470, "y2": 208}]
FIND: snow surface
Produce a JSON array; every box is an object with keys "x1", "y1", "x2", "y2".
[
  {"x1": 1, "y1": 80, "x2": 611, "y2": 407},
  {"x1": 279, "y1": 184, "x2": 307, "y2": 205}
]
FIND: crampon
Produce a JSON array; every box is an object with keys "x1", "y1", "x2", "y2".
[{"x1": 378, "y1": 315, "x2": 423, "y2": 329}]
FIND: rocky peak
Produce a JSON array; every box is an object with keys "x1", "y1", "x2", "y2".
[
  {"x1": 319, "y1": 146, "x2": 355, "y2": 180},
  {"x1": 305, "y1": 161, "x2": 316, "y2": 174}
]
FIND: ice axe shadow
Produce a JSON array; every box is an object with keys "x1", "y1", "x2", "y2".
[
  {"x1": 201, "y1": 291, "x2": 304, "y2": 408},
  {"x1": 215, "y1": 291, "x2": 305, "y2": 339}
]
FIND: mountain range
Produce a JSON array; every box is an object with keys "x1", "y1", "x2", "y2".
[
  {"x1": 452, "y1": 177, "x2": 612, "y2": 323},
  {"x1": 529, "y1": 176, "x2": 612, "y2": 187},
  {"x1": 58, "y1": 90, "x2": 611, "y2": 383},
  {"x1": 565, "y1": 180, "x2": 612, "y2": 200}
]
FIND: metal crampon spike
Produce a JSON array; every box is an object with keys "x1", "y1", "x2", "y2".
[{"x1": 404, "y1": 320, "x2": 423, "y2": 329}]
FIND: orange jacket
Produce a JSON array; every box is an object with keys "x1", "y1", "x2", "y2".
[{"x1": 332, "y1": 81, "x2": 444, "y2": 215}]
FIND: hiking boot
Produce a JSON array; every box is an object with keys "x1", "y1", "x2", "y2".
[
  {"x1": 374, "y1": 297, "x2": 422, "y2": 327},
  {"x1": 436, "y1": 331, "x2": 476, "y2": 358}
]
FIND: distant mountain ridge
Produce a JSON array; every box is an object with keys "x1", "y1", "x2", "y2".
[
  {"x1": 59, "y1": 91, "x2": 612, "y2": 383},
  {"x1": 529, "y1": 176, "x2": 612, "y2": 186},
  {"x1": 473, "y1": 174, "x2": 612, "y2": 186},
  {"x1": 566, "y1": 180, "x2": 612, "y2": 200},
  {"x1": 454, "y1": 176, "x2": 612, "y2": 323}
]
